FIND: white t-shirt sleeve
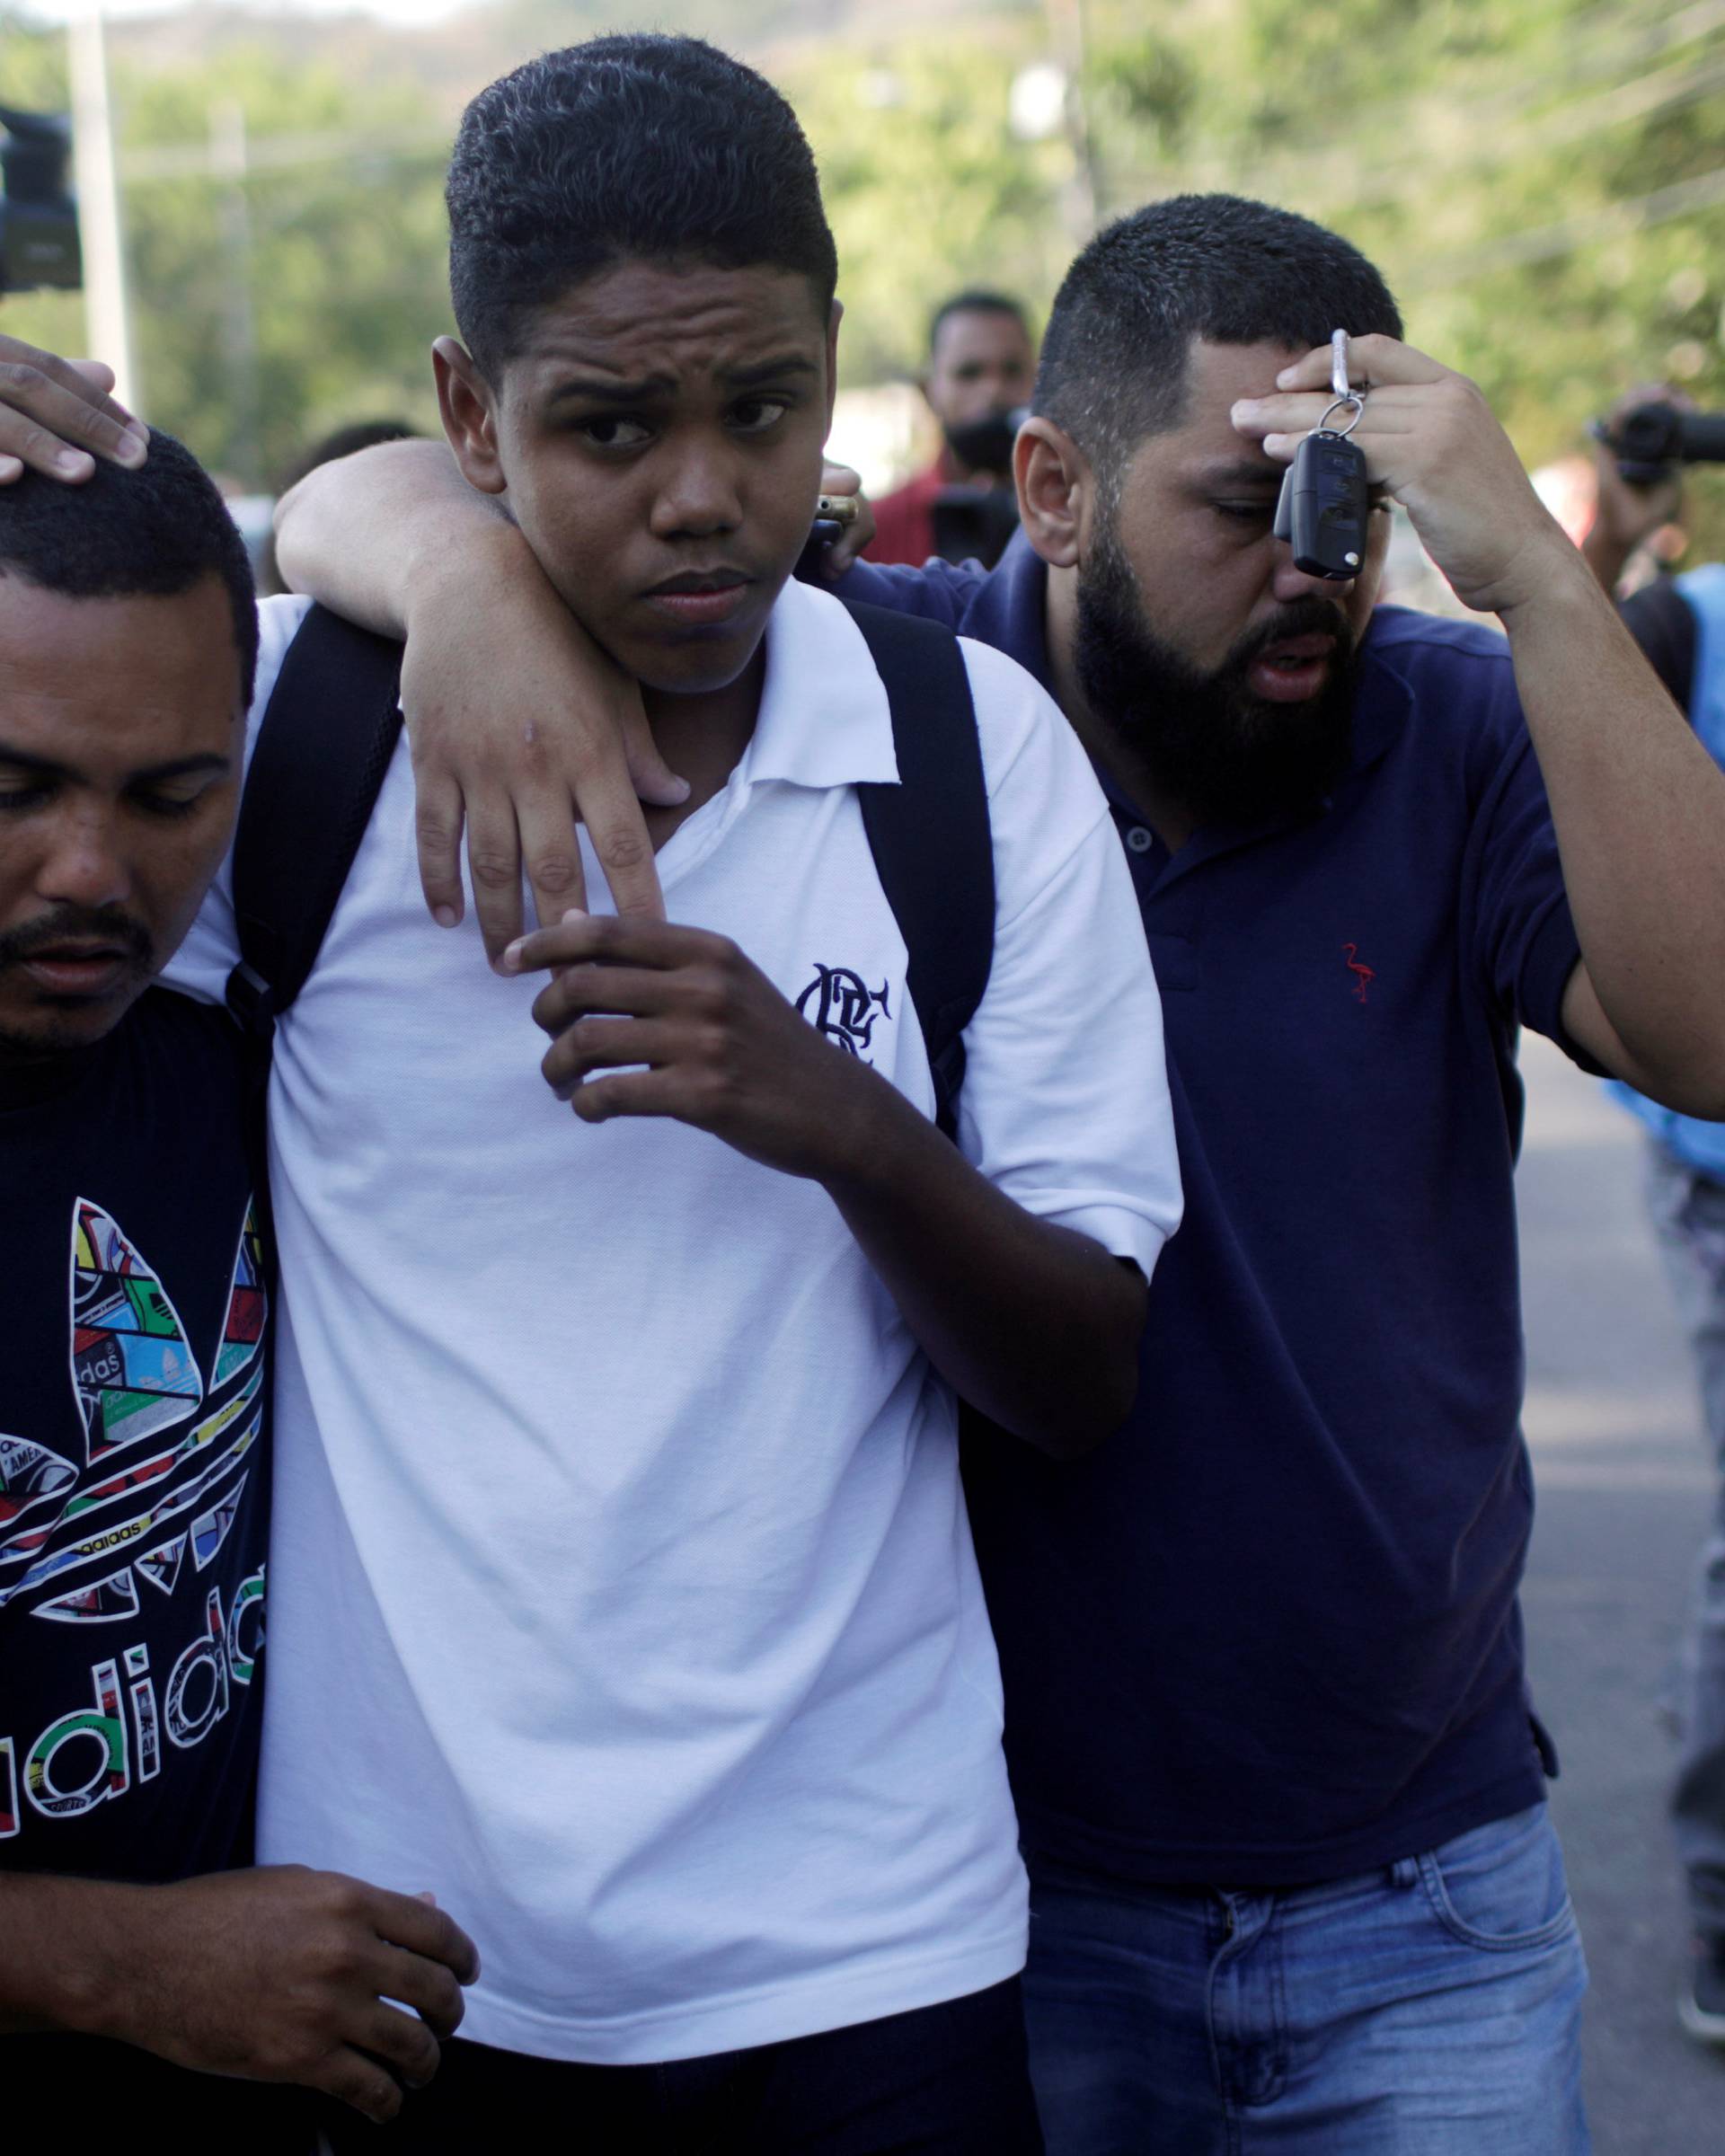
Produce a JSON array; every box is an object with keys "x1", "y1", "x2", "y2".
[
  {"x1": 163, "y1": 594, "x2": 314, "y2": 1007},
  {"x1": 952, "y1": 637, "x2": 1182, "y2": 1278}
]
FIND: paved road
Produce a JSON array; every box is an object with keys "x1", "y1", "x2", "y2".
[{"x1": 1517, "y1": 1032, "x2": 1725, "y2": 2150}]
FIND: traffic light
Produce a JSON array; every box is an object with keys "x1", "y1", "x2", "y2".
[{"x1": 0, "y1": 108, "x2": 81, "y2": 295}]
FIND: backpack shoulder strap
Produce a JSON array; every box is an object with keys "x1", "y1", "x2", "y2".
[
  {"x1": 844, "y1": 598, "x2": 995, "y2": 1140},
  {"x1": 226, "y1": 603, "x2": 405, "y2": 1038}
]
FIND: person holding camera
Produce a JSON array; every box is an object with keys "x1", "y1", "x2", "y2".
[
  {"x1": 1586, "y1": 386, "x2": 1725, "y2": 2049},
  {"x1": 1581, "y1": 385, "x2": 1696, "y2": 597},
  {"x1": 865, "y1": 289, "x2": 1035, "y2": 569}
]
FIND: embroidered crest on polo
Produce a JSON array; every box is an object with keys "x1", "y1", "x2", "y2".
[{"x1": 795, "y1": 963, "x2": 894, "y2": 1059}]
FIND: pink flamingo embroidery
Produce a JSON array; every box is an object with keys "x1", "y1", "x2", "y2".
[{"x1": 1342, "y1": 943, "x2": 1376, "y2": 1004}]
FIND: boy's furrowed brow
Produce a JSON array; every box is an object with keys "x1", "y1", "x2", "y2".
[
  {"x1": 545, "y1": 353, "x2": 821, "y2": 405},
  {"x1": 545, "y1": 374, "x2": 677, "y2": 408},
  {"x1": 721, "y1": 354, "x2": 821, "y2": 390}
]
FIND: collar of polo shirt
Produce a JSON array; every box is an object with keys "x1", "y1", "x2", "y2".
[{"x1": 739, "y1": 580, "x2": 906, "y2": 793}]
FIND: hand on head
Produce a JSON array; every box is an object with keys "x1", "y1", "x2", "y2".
[{"x1": 0, "y1": 337, "x2": 148, "y2": 484}]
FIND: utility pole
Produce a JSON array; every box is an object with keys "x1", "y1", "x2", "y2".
[
  {"x1": 1044, "y1": 0, "x2": 1101, "y2": 242},
  {"x1": 209, "y1": 99, "x2": 261, "y2": 490},
  {"x1": 66, "y1": 3, "x2": 137, "y2": 409}
]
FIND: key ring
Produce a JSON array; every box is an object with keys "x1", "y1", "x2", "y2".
[
  {"x1": 1331, "y1": 328, "x2": 1352, "y2": 401},
  {"x1": 1322, "y1": 327, "x2": 1367, "y2": 434}
]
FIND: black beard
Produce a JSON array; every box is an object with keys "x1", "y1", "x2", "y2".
[{"x1": 1074, "y1": 522, "x2": 1359, "y2": 831}]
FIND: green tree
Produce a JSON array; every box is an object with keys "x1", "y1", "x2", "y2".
[
  {"x1": 786, "y1": 23, "x2": 1067, "y2": 384},
  {"x1": 1078, "y1": 0, "x2": 1725, "y2": 550},
  {"x1": 3, "y1": 18, "x2": 451, "y2": 485},
  {"x1": 6, "y1": 0, "x2": 1725, "y2": 551}
]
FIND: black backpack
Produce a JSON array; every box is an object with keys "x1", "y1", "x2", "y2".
[{"x1": 226, "y1": 598, "x2": 995, "y2": 1138}]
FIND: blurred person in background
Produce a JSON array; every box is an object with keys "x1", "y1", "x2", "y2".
[
  {"x1": 866, "y1": 288, "x2": 1035, "y2": 570},
  {"x1": 1580, "y1": 384, "x2": 1693, "y2": 602},
  {"x1": 1580, "y1": 389, "x2": 1725, "y2": 2050},
  {"x1": 273, "y1": 190, "x2": 1725, "y2": 2153}
]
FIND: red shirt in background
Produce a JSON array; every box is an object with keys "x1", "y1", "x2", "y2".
[{"x1": 863, "y1": 458, "x2": 951, "y2": 567}]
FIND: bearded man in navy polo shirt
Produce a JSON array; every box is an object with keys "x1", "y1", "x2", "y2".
[{"x1": 75, "y1": 192, "x2": 1725, "y2": 2151}]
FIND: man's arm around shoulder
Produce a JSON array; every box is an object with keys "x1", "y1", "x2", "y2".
[{"x1": 827, "y1": 550, "x2": 986, "y2": 629}]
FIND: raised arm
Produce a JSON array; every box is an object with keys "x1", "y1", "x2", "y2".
[
  {"x1": 1236, "y1": 337, "x2": 1725, "y2": 1117},
  {"x1": 0, "y1": 343, "x2": 673, "y2": 952},
  {"x1": 276, "y1": 439, "x2": 682, "y2": 952},
  {"x1": 0, "y1": 345, "x2": 868, "y2": 965},
  {"x1": 275, "y1": 442, "x2": 872, "y2": 962}
]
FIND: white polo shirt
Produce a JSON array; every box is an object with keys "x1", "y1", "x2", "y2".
[{"x1": 167, "y1": 578, "x2": 1181, "y2": 2064}]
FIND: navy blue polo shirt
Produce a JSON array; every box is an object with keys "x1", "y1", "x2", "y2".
[{"x1": 836, "y1": 534, "x2": 1593, "y2": 1883}]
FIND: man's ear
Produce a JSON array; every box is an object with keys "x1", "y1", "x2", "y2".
[
  {"x1": 1015, "y1": 416, "x2": 1092, "y2": 570},
  {"x1": 433, "y1": 337, "x2": 507, "y2": 497}
]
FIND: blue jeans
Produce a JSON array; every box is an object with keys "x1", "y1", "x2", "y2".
[{"x1": 1023, "y1": 1801, "x2": 1589, "y2": 2154}]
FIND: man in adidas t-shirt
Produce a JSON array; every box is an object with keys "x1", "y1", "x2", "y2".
[
  {"x1": 6, "y1": 36, "x2": 1180, "y2": 2149},
  {"x1": 0, "y1": 430, "x2": 477, "y2": 2133}
]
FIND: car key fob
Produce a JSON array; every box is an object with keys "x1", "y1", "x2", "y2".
[{"x1": 1274, "y1": 426, "x2": 1369, "y2": 580}]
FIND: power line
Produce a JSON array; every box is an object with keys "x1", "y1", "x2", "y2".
[
  {"x1": 1221, "y1": 0, "x2": 1725, "y2": 172},
  {"x1": 1146, "y1": 17, "x2": 1725, "y2": 211},
  {"x1": 1402, "y1": 162, "x2": 1725, "y2": 290},
  {"x1": 110, "y1": 0, "x2": 1725, "y2": 198}
]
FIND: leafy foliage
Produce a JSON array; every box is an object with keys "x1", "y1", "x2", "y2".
[
  {"x1": 2, "y1": 0, "x2": 1723, "y2": 547},
  {"x1": 2, "y1": 17, "x2": 452, "y2": 485}
]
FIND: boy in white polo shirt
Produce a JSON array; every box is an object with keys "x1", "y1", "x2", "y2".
[{"x1": 160, "y1": 32, "x2": 1181, "y2": 2148}]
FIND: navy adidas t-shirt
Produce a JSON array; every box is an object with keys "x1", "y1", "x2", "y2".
[
  {"x1": 0, "y1": 987, "x2": 285, "y2": 2122},
  {"x1": 838, "y1": 535, "x2": 1593, "y2": 1882}
]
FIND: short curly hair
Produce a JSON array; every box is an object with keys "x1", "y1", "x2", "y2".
[
  {"x1": 447, "y1": 35, "x2": 838, "y2": 379},
  {"x1": 1035, "y1": 194, "x2": 1402, "y2": 497},
  {"x1": 0, "y1": 428, "x2": 257, "y2": 705}
]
